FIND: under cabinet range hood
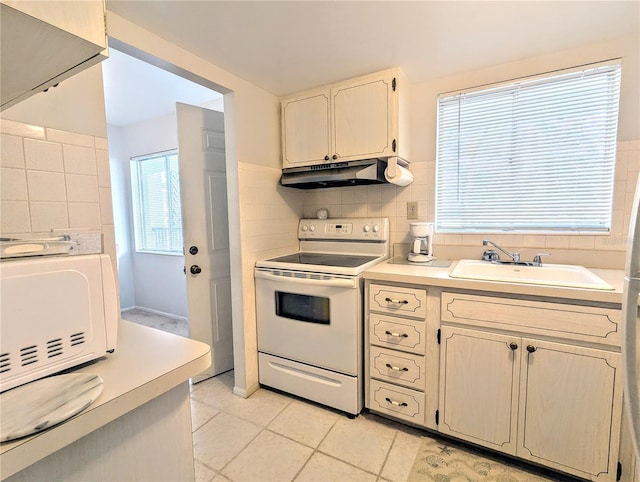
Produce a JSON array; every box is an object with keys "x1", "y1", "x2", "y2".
[{"x1": 280, "y1": 159, "x2": 388, "y2": 189}]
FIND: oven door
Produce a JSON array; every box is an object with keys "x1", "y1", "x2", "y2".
[{"x1": 254, "y1": 268, "x2": 362, "y2": 376}]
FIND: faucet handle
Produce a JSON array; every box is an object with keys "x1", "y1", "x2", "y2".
[
  {"x1": 482, "y1": 249, "x2": 500, "y2": 262},
  {"x1": 533, "y1": 253, "x2": 551, "y2": 265}
]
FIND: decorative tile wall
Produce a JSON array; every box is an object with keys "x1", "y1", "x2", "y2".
[
  {"x1": 236, "y1": 162, "x2": 303, "y2": 390},
  {"x1": 0, "y1": 119, "x2": 116, "y2": 267}
]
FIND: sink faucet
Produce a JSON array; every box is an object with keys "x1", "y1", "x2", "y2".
[
  {"x1": 532, "y1": 253, "x2": 551, "y2": 266},
  {"x1": 482, "y1": 239, "x2": 520, "y2": 262}
]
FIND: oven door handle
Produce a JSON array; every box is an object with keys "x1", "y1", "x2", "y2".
[{"x1": 254, "y1": 270, "x2": 358, "y2": 289}]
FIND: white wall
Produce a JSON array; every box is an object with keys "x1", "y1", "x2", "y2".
[
  {"x1": 107, "y1": 113, "x2": 189, "y2": 317},
  {"x1": 1, "y1": 65, "x2": 108, "y2": 137},
  {"x1": 107, "y1": 124, "x2": 135, "y2": 308}
]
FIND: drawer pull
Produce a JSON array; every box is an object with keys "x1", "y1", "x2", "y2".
[
  {"x1": 385, "y1": 363, "x2": 409, "y2": 372},
  {"x1": 385, "y1": 297, "x2": 409, "y2": 305},
  {"x1": 385, "y1": 330, "x2": 409, "y2": 338},
  {"x1": 385, "y1": 397, "x2": 408, "y2": 407}
]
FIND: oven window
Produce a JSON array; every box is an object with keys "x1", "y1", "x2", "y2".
[{"x1": 275, "y1": 291, "x2": 330, "y2": 324}]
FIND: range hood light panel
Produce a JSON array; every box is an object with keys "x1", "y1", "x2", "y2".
[{"x1": 280, "y1": 159, "x2": 388, "y2": 189}]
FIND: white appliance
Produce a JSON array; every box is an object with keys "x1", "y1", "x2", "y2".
[
  {"x1": 623, "y1": 177, "x2": 640, "y2": 463},
  {"x1": 255, "y1": 217, "x2": 389, "y2": 415},
  {"x1": 0, "y1": 253, "x2": 118, "y2": 393},
  {"x1": 407, "y1": 221, "x2": 434, "y2": 263}
]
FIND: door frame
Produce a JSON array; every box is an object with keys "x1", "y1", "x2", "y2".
[{"x1": 105, "y1": 37, "x2": 249, "y2": 395}]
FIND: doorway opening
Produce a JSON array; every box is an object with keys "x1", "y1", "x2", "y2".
[{"x1": 102, "y1": 47, "x2": 233, "y2": 379}]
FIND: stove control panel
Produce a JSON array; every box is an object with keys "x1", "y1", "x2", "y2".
[
  {"x1": 298, "y1": 218, "x2": 389, "y2": 241},
  {"x1": 325, "y1": 223, "x2": 353, "y2": 235}
]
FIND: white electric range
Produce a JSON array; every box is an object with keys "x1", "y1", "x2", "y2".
[{"x1": 254, "y1": 217, "x2": 389, "y2": 415}]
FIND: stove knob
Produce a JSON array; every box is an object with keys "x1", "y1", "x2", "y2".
[
  {"x1": 309, "y1": 225, "x2": 316, "y2": 232},
  {"x1": 301, "y1": 225, "x2": 308, "y2": 232},
  {"x1": 363, "y1": 225, "x2": 370, "y2": 232},
  {"x1": 373, "y1": 224, "x2": 380, "y2": 233}
]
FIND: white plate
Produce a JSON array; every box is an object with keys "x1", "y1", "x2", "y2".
[{"x1": 0, "y1": 373, "x2": 103, "y2": 442}]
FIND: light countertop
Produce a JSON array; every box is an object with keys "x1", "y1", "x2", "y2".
[
  {"x1": 0, "y1": 320, "x2": 211, "y2": 479},
  {"x1": 364, "y1": 259, "x2": 625, "y2": 304}
]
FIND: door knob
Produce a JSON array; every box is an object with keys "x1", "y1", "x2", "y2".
[
  {"x1": 526, "y1": 345, "x2": 537, "y2": 353},
  {"x1": 509, "y1": 342, "x2": 518, "y2": 350},
  {"x1": 189, "y1": 246, "x2": 198, "y2": 255},
  {"x1": 190, "y1": 265, "x2": 202, "y2": 275}
]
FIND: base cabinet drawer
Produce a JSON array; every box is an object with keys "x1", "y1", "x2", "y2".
[
  {"x1": 370, "y1": 346, "x2": 426, "y2": 390},
  {"x1": 369, "y1": 314, "x2": 426, "y2": 354},
  {"x1": 369, "y1": 379, "x2": 425, "y2": 425},
  {"x1": 441, "y1": 292, "x2": 620, "y2": 346},
  {"x1": 369, "y1": 284, "x2": 427, "y2": 318}
]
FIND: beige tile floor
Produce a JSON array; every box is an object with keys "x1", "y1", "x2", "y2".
[
  {"x1": 124, "y1": 312, "x2": 570, "y2": 481},
  {"x1": 189, "y1": 371, "x2": 569, "y2": 482}
]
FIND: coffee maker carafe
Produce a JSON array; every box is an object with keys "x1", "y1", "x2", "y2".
[{"x1": 408, "y1": 222, "x2": 434, "y2": 263}]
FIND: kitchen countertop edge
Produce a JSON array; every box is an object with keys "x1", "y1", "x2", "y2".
[
  {"x1": 363, "y1": 260, "x2": 625, "y2": 304},
  {"x1": 0, "y1": 320, "x2": 212, "y2": 479}
]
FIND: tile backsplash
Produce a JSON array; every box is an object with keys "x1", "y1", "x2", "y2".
[{"x1": 0, "y1": 119, "x2": 115, "y2": 264}]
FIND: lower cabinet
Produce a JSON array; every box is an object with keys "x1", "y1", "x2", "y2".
[
  {"x1": 366, "y1": 282, "x2": 432, "y2": 428},
  {"x1": 438, "y1": 327, "x2": 520, "y2": 453},
  {"x1": 439, "y1": 325, "x2": 623, "y2": 482},
  {"x1": 365, "y1": 283, "x2": 627, "y2": 481},
  {"x1": 369, "y1": 379, "x2": 426, "y2": 425}
]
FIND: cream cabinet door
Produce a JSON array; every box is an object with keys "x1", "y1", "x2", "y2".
[
  {"x1": 281, "y1": 89, "x2": 331, "y2": 168},
  {"x1": 438, "y1": 326, "x2": 520, "y2": 454},
  {"x1": 517, "y1": 339, "x2": 623, "y2": 481},
  {"x1": 331, "y1": 72, "x2": 396, "y2": 162}
]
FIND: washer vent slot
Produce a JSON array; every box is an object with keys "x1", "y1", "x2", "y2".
[
  {"x1": 70, "y1": 332, "x2": 86, "y2": 347},
  {"x1": 47, "y1": 338, "x2": 64, "y2": 358},
  {"x1": 20, "y1": 345, "x2": 38, "y2": 366},
  {"x1": 0, "y1": 353, "x2": 10, "y2": 373}
]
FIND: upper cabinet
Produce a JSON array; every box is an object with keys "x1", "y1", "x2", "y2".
[
  {"x1": 281, "y1": 89, "x2": 332, "y2": 168},
  {"x1": 0, "y1": 0, "x2": 108, "y2": 111},
  {"x1": 281, "y1": 68, "x2": 410, "y2": 168}
]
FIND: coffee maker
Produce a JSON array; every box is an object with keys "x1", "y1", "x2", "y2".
[{"x1": 408, "y1": 222, "x2": 434, "y2": 263}]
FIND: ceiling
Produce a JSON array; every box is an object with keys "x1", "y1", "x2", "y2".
[
  {"x1": 102, "y1": 49, "x2": 222, "y2": 127},
  {"x1": 105, "y1": 0, "x2": 639, "y2": 98}
]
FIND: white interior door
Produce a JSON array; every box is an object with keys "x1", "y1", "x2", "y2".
[{"x1": 176, "y1": 102, "x2": 233, "y2": 382}]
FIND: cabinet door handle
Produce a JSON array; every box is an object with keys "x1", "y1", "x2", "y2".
[
  {"x1": 324, "y1": 155, "x2": 330, "y2": 161},
  {"x1": 526, "y1": 345, "x2": 537, "y2": 353},
  {"x1": 509, "y1": 342, "x2": 518, "y2": 350},
  {"x1": 385, "y1": 397, "x2": 408, "y2": 407},
  {"x1": 332, "y1": 154, "x2": 338, "y2": 160},
  {"x1": 385, "y1": 330, "x2": 409, "y2": 338},
  {"x1": 384, "y1": 297, "x2": 409, "y2": 305},
  {"x1": 385, "y1": 363, "x2": 409, "y2": 372}
]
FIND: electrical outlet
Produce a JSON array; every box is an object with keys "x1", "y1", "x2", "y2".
[{"x1": 407, "y1": 202, "x2": 418, "y2": 220}]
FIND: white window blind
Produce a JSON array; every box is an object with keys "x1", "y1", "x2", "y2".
[
  {"x1": 435, "y1": 62, "x2": 621, "y2": 233},
  {"x1": 130, "y1": 150, "x2": 183, "y2": 254}
]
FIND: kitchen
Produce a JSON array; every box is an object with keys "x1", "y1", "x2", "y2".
[{"x1": 1, "y1": 1, "x2": 639, "y2": 481}]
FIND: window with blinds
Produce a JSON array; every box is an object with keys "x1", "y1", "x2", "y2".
[
  {"x1": 130, "y1": 150, "x2": 183, "y2": 254},
  {"x1": 435, "y1": 61, "x2": 621, "y2": 233}
]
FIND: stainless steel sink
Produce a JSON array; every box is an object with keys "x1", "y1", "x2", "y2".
[{"x1": 449, "y1": 259, "x2": 614, "y2": 290}]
